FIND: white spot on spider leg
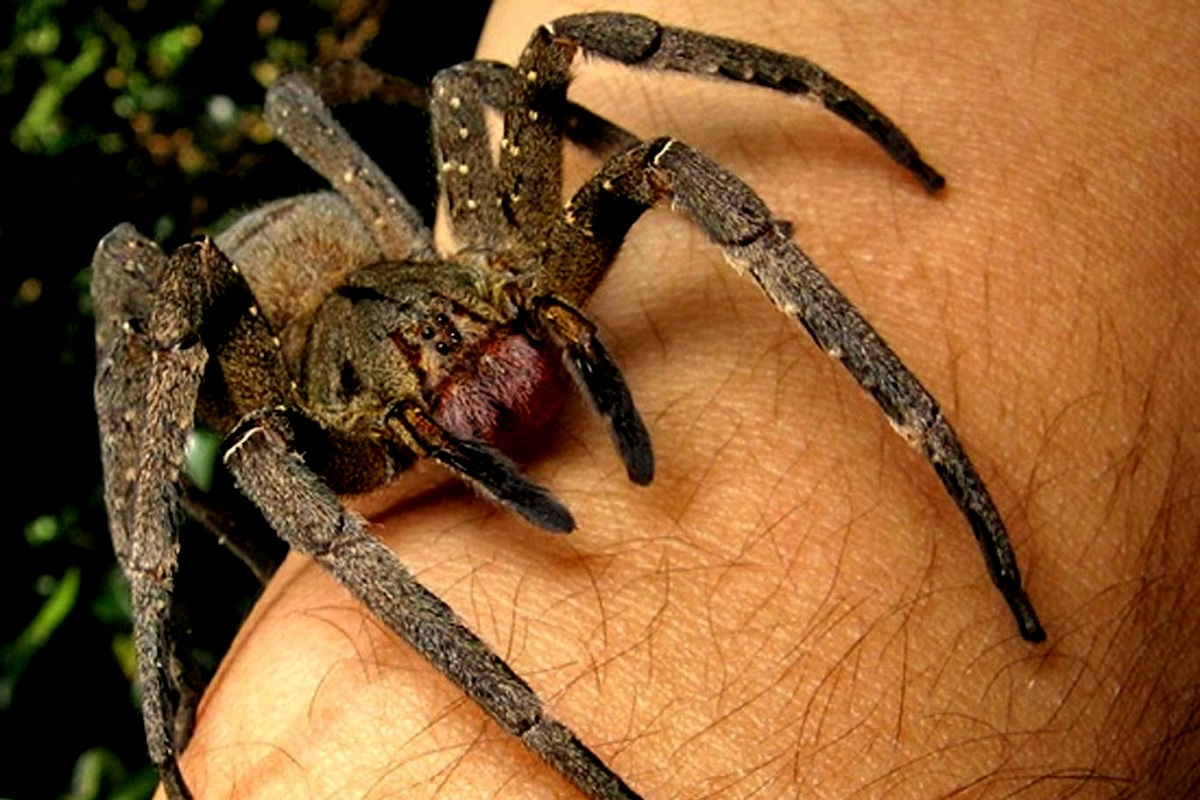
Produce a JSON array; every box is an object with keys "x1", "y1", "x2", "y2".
[
  {"x1": 449, "y1": 96, "x2": 462, "y2": 109},
  {"x1": 457, "y1": 163, "x2": 470, "y2": 175},
  {"x1": 525, "y1": 70, "x2": 537, "y2": 82},
  {"x1": 458, "y1": 126, "x2": 469, "y2": 140},
  {"x1": 887, "y1": 416, "x2": 927, "y2": 448},
  {"x1": 652, "y1": 138, "x2": 678, "y2": 166},
  {"x1": 222, "y1": 426, "x2": 265, "y2": 463},
  {"x1": 466, "y1": 199, "x2": 478, "y2": 210}
]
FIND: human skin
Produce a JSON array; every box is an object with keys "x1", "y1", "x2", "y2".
[{"x1": 171, "y1": 1, "x2": 1200, "y2": 797}]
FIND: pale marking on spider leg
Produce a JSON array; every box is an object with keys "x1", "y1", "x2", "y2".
[
  {"x1": 526, "y1": 70, "x2": 538, "y2": 82},
  {"x1": 888, "y1": 416, "x2": 926, "y2": 448},
  {"x1": 652, "y1": 138, "x2": 678, "y2": 166},
  {"x1": 449, "y1": 96, "x2": 462, "y2": 109},
  {"x1": 229, "y1": 262, "x2": 240, "y2": 274},
  {"x1": 528, "y1": 110, "x2": 539, "y2": 121},
  {"x1": 458, "y1": 163, "x2": 470, "y2": 175},
  {"x1": 458, "y1": 127, "x2": 470, "y2": 139},
  {"x1": 249, "y1": 305, "x2": 259, "y2": 317},
  {"x1": 222, "y1": 426, "x2": 266, "y2": 464},
  {"x1": 466, "y1": 199, "x2": 478, "y2": 210},
  {"x1": 341, "y1": 169, "x2": 355, "y2": 184}
]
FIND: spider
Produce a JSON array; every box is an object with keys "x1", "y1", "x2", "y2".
[{"x1": 91, "y1": 12, "x2": 1045, "y2": 800}]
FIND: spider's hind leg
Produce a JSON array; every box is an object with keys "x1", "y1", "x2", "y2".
[
  {"x1": 92, "y1": 232, "x2": 303, "y2": 798},
  {"x1": 92, "y1": 230, "x2": 214, "y2": 799}
]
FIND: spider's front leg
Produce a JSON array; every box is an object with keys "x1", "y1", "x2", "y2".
[{"x1": 537, "y1": 138, "x2": 1044, "y2": 642}]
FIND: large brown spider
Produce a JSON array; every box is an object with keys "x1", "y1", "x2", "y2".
[{"x1": 91, "y1": 12, "x2": 1044, "y2": 799}]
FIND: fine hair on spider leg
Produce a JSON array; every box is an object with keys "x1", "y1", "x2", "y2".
[{"x1": 92, "y1": 12, "x2": 1044, "y2": 800}]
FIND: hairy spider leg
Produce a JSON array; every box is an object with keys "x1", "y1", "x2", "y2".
[
  {"x1": 265, "y1": 62, "x2": 434, "y2": 261},
  {"x1": 93, "y1": 231, "x2": 301, "y2": 799},
  {"x1": 547, "y1": 13, "x2": 945, "y2": 192},
  {"x1": 220, "y1": 406, "x2": 640, "y2": 800},
  {"x1": 430, "y1": 64, "x2": 515, "y2": 252},
  {"x1": 541, "y1": 137, "x2": 1045, "y2": 641},
  {"x1": 93, "y1": 227, "x2": 192, "y2": 799}
]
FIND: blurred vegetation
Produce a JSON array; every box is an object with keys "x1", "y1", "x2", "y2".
[{"x1": 0, "y1": 1, "x2": 490, "y2": 797}]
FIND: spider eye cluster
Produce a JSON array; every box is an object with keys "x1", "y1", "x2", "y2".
[{"x1": 418, "y1": 311, "x2": 464, "y2": 356}]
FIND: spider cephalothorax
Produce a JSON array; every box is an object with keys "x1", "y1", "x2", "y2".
[{"x1": 92, "y1": 12, "x2": 1044, "y2": 800}]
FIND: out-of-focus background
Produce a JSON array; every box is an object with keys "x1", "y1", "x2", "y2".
[{"x1": 0, "y1": 2, "x2": 491, "y2": 796}]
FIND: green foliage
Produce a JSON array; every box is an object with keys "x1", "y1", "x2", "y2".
[{"x1": 1, "y1": 566, "x2": 80, "y2": 708}]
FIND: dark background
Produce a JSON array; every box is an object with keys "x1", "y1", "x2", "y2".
[{"x1": 0, "y1": 2, "x2": 491, "y2": 797}]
